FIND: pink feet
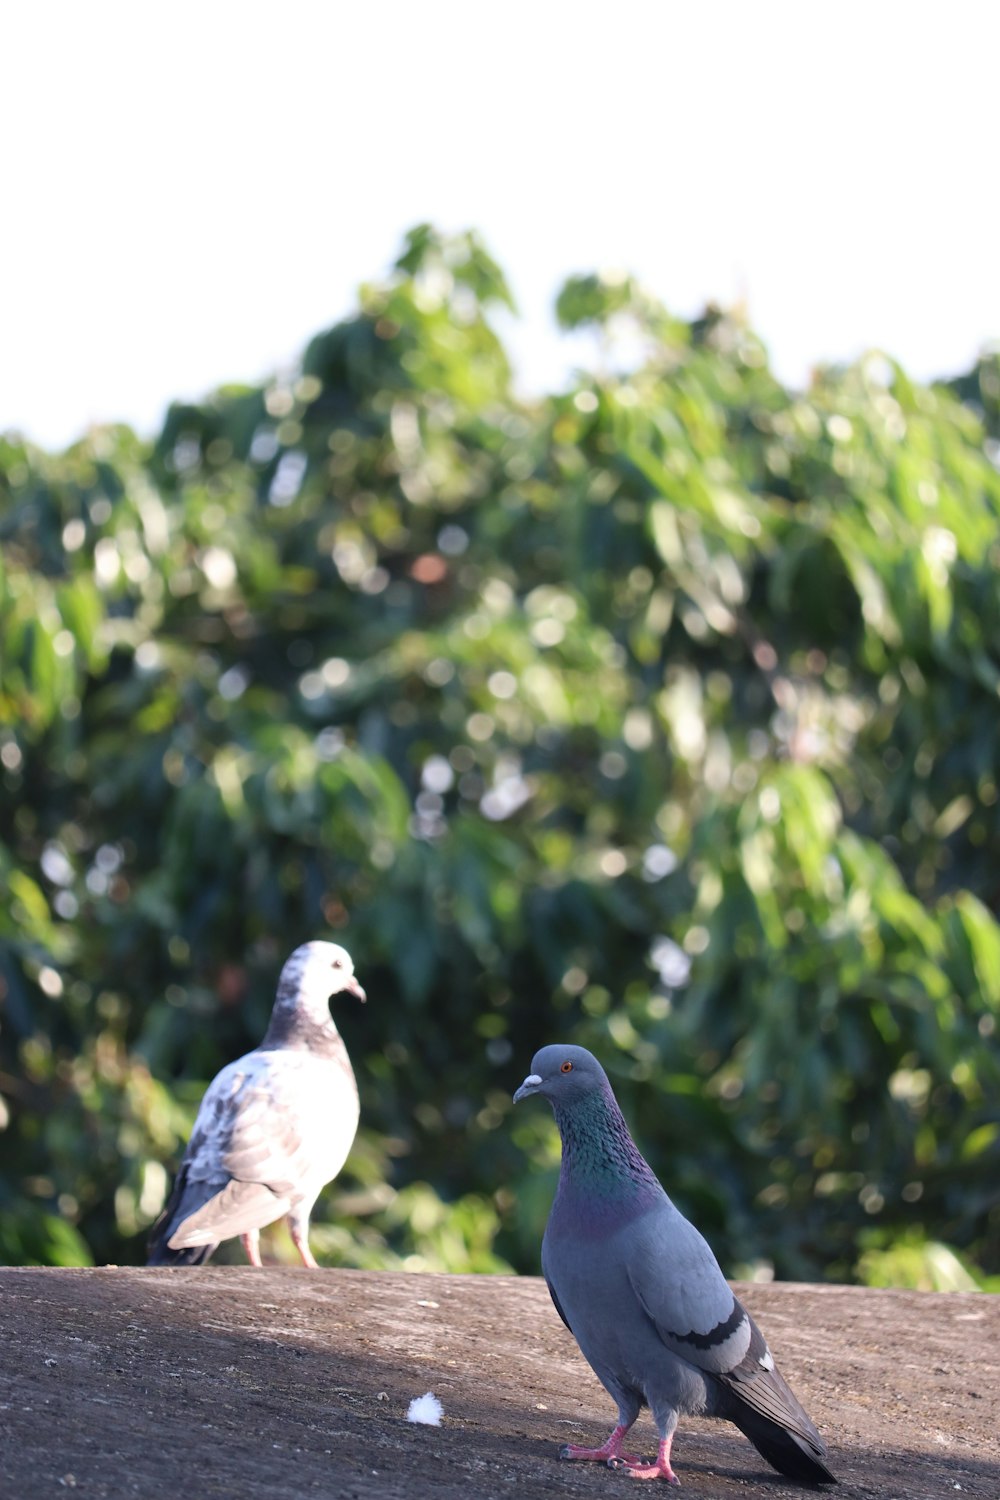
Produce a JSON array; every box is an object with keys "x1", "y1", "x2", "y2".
[
  {"x1": 559, "y1": 1422, "x2": 646, "y2": 1470},
  {"x1": 289, "y1": 1223, "x2": 319, "y2": 1269},
  {"x1": 297, "y1": 1245, "x2": 319, "y2": 1269},
  {"x1": 240, "y1": 1230, "x2": 263, "y2": 1267},
  {"x1": 609, "y1": 1435, "x2": 680, "y2": 1484}
]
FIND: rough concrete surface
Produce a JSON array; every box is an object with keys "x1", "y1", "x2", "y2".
[{"x1": 0, "y1": 1268, "x2": 997, "y2": 1499}]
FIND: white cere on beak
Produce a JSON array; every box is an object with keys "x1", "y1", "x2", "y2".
[{"x1": 513, "y1": 1072, "x2": 544, "y2": 1103}]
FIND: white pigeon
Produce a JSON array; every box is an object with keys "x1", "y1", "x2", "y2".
[{"x1": 147, "y1": 940, "x2": 365, "y2": 1268}]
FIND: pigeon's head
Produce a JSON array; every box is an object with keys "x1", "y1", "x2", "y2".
[
  {"x1": 280, "y1": 940, "x2": 366, "y2": 1016},
  {"x1": 513, "y1": 1044, "x2": 609, "y2": 1106}
]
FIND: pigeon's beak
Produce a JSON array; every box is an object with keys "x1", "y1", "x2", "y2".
[
  {"x1": 343, "y1": 974, "x2": 367, "y2": 1003},
  {"x1": 513, "y1": 1072, "x2": 543, "y2": 1104}
]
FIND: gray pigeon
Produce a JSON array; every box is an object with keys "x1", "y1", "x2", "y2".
[
  {"x1": 148, "y1": 941, "x2": 365, "y2": 1268},
  {"x1": 513, "y1": 1044, "x2": 836, "y2": 1486}
]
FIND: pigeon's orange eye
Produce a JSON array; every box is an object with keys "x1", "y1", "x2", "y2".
[{"x1": 560, "y1": 1060, "x2": 573, "y2": 1073}]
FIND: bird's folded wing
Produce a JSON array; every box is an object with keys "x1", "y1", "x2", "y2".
[
  {"x1": 626, "y1": 1208, "x2": 824, "y2": 1448},
  {"x1": 168, "y1": 1179, "x2": 288, "y2": 1247},
  {"x1": 166, "y1": 1057, "x2": 317, "y2": 1245},
  {"x1": 218, "y1": 1065, "x2": 317, "y2": 1198},
  {"x1": 626, "y1": 1204, "x2": 748, "y2": 1373}
]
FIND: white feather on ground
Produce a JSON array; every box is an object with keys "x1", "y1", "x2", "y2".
[{"x1": 406, "y1": 1393, "x2": 444, "y2": 1426}]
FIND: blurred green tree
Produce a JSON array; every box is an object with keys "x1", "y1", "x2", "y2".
[{"x1": 1, "y1": 228, "x2": 998, "y2": 1287}]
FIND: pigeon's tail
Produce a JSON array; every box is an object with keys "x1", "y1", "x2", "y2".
[
  {"x1": 714, "y1": 1354, "x2": 836, "y2": 1487},
  {"x1": 146, "y1": 1161, "x2": 219, "y2": 1266},
  {"x1": 725, "y1": 1400, "x2": 836, "y2": 1486},
  {"x1": 146, "y1": 1237, "x2": 217, "y2": 1267}
]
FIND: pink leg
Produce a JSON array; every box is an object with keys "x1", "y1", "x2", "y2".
[
  {"x1": 288, "y1": 1219, "x2": 318, "y2": 1269},
  {"x1": 560, "y1": 1421, "x2": 646, "y2": 1469},
  {"x1": 610, "y1": 1432, "x2": 680, "y2": 1484},
  {"x1": 240, "y1": 1230, "x2": 263, "y2": 1267}
]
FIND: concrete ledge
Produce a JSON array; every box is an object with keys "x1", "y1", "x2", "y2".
[{"x1": 1, "y1": 1268, "x2": 997, "y2": 1497}]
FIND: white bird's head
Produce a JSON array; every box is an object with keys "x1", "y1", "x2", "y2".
[{"x1": 278, "y1": 939, "x2": 367, "y2": 1019}]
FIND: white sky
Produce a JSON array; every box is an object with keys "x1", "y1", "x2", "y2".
[{"x1": 3, "y1": 2, "x2": 997, "y2": 451}]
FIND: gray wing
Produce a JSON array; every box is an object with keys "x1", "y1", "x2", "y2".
[
  {"x1": 165, "y1": 1052, "x2": 320, "y2": 1249},
  {"x1": 626, "y1": 1202, "x2": 745, "y2": 1369},
  {"x1": 625, "y1": 1204, "x2": 830, "y2": 1458}
]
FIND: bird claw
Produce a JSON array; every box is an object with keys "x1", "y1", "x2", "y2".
[
  {"x1": 560, "y1": 1443, "x2": 646, "y2": 1466},
  {"x1": 608, "y1": 1457, "x2": 681, "y2": 1483}
]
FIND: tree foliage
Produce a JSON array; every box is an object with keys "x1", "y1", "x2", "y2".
[{"x1": 1, "y1": 229, "x2": 998, "y2": 1287}]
